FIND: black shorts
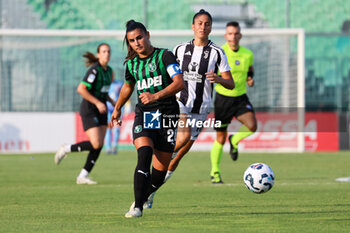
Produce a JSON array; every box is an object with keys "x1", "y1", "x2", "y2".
[
  {"x1": 80, "y1": 100, "x2": 107, "y2": 131},
  {"x1": 132, "y1": 104, "x2": 179, "y2": 153},
  {"x1": 214, "y1": 93, "x2": 254, "y2": 131}
]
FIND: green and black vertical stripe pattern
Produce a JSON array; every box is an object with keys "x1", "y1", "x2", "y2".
[{"x1": 127, "y1": 48, "x2": 171, "y2": 96}]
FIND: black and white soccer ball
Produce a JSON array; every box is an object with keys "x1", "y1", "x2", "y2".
[{"x1": 243, "y1": 163, "x2": 275, "y2": 194}]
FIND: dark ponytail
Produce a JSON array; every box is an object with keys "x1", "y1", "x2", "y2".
[
  {"x1": 123, "y1": 20, "x2": 148, "y2": 64},
  {"x1": 82, "y1": 52, "x2": 98, "y2": 67},
  {"x1": 82, "y1": 43, "x2": 110, "y2": 67}
]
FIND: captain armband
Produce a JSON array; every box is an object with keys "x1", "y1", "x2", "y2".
[
  {"x1": 167, "y1": 63, "x2": 182, "y2": 78},
  {"x1": 247, "y1": 71, "x2": 254, "y2": 78}
]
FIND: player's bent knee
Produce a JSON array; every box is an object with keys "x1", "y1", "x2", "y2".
[
  {"x1": 245, "y1": 120, "x2": 257, "y2": 133},
  {"x1": 153, "y1": 151, "x2": 172, "y2": 170},
  {"x1": 249, "y1": 124, "x2": 257, "y2": 133},
  {"x1": 217, "y1": 137, "x2": 226, "y2": 145},
  {"x1": 90, "y1": 141, "x2": 103, "y2": 150},
  {"x1": 216, "y1": 132, "x2": 227, "y2": 144}
]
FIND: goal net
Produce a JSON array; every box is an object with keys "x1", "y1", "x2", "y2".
[{"x1": 0, "y1": 28, "x2": 305, "y2": 152}]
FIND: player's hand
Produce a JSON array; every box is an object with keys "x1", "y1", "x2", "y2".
[
  {"x1": 107, "y1": 122, "x2": 114, "y2": 128},
  {"x1": 139, "y1": 92, "x2": 157, "y2": 104},
  {"x1": 110, "y1": 109, "x2": 122, "y2": 127},
  {"x1": 205, "y1": 69, "x2": 220, "y2": 83},
  {"x1": 95, "y1": 101, "x2": 107, "y2": 114},
  {"x1": 247, "y1": 77, "x2": 254, "y2": 87}
]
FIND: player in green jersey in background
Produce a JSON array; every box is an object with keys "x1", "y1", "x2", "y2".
[
  {"x1": 54, "y1": 43, "x2": 115, "y2": 185},
  {"x1": 210, "y1": 21, "x2": 257, "y2": 183}
]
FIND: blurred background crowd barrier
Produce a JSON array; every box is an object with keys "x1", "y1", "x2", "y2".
[{"x1": 0, "y1": 0, "x2": 349, "y2": 152}]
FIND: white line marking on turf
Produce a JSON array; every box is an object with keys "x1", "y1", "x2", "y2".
[
  {"x1": 194, "y1": 181, "x2": 342, "y2": 187},
  {"x1": 335, "y1": 177, "x2": 350, "y2": 182}
]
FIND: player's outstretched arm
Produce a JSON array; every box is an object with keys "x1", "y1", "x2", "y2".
[
  {"x1": 77, "y1": 83, "x2": 107, "y2": 114},
  {"x1": 111, "y1": 82, "x2": 135, "y2": 127},
  {"x1": 206, "y1": 70, "x2": 235, "y2": 90}
]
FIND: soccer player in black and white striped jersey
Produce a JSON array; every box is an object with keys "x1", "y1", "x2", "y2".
[{"x1": 145, "y1": 9, "x2": 235, "y2": 207}]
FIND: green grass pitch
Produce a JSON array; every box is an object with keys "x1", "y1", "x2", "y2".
[{"x1": 1, "y1": 150, "x2": 350, "y2": 233}]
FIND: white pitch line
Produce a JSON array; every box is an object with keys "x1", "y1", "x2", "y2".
[
  {"x1": 335, "y1": 177, "x2": 350, "y2": 182},
  {"x1": 193, "y1": 181, "x2": 342, "y2": 187}
]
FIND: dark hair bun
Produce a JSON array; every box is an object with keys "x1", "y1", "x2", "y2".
[
  {"x1": 126, "y1": 20, "x2": 136, "y2": 27},
  {"x1": 125, "y1": 20, "x2": 147, "y2": 33},
  {"x1": 192, "y1": 9, "x2": 212, "y2": 24}
]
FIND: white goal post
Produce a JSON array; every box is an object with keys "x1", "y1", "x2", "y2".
[{"x1": 0, "y1": 28, "x2": 305, "y2": 152}]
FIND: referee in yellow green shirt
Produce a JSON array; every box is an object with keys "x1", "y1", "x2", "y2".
[{"x1": 210, "y1": 21, "x2": 257, "y2": 183}]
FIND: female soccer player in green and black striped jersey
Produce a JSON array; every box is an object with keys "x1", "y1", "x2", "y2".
[
  {"x1": 110, "y1": 20, "x2": 184, "y2": 218},
  {"x1": 54, "y1": 43, "x2": 115, "y2": 185}
]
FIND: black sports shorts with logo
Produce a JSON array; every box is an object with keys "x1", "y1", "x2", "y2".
[
  {"x1": 132, "y1": 103, "x2": 179, "y2": 153},
  {"x1": 80, "y1": 100, "x2": 108, "y2": 131},
  {"x1": 214, "y1": 93, "x2": 254, "y2": 131}
]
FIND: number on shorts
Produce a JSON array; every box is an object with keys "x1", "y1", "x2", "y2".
[{"x1": 167, "y1": 129, "x2": 175, "y2": 142}]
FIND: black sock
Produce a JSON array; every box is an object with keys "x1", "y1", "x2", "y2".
[
  {"x1": 83, "y1": 147, "x2": 102, "y2": 172},
  {"x1": 134, "y1": 146, "x2": 153, "y2": 210},
  {"x1": 145, "y1": 167, "x2": 167, "y2": 199},
  {"x1": 71, "y1": 141, "x2": 93, "y2": 152}
]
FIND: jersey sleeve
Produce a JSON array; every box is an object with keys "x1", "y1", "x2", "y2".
[
  {"x1": 172, "y1": 44, "x2": 182, "y2": 61},
  {"x1": 162, "y1": 49, "x2": 182, "y2": 78},
  {"x1": 124, "y1": 64, "x2": 136, "y2": 84},
  {"x1": 81, "y1": 66, "x2": 98, "y2": 90},
  {"x1": 249, "y1": 51, "x2": 254, "y2": 67},
  {"x1": 217, "y1": 48, "x2": 231, "y2": 73}
]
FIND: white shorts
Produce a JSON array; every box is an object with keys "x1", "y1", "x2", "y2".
[{"x1": 177, "y1": 100, "x2": 208, "y2": 140}]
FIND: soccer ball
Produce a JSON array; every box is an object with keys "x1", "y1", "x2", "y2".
[{"x1": 243, "y1": 163, "x2": 275, "y2": 194}]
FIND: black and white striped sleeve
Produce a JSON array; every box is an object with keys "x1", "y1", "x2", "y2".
[{"x1": 216, "y1": 47, "x2": 231, "y2": 73}]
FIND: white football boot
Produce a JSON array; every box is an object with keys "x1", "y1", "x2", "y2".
[
  {"x1": 54, "y1": 145, "x2": 68, "y2": 165},
  {"x1": 125, "y1": 207, "x2": 142, "y2": 218},
  {"x1": 76, "y1": 176, "x2": 97, "y2": 185},
  {"x1": 143, "y1": 192, "x2": 155, "y2": 209},
  {"x1": 129, "y1": 192, "x2": 155, "y2": 210}
]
